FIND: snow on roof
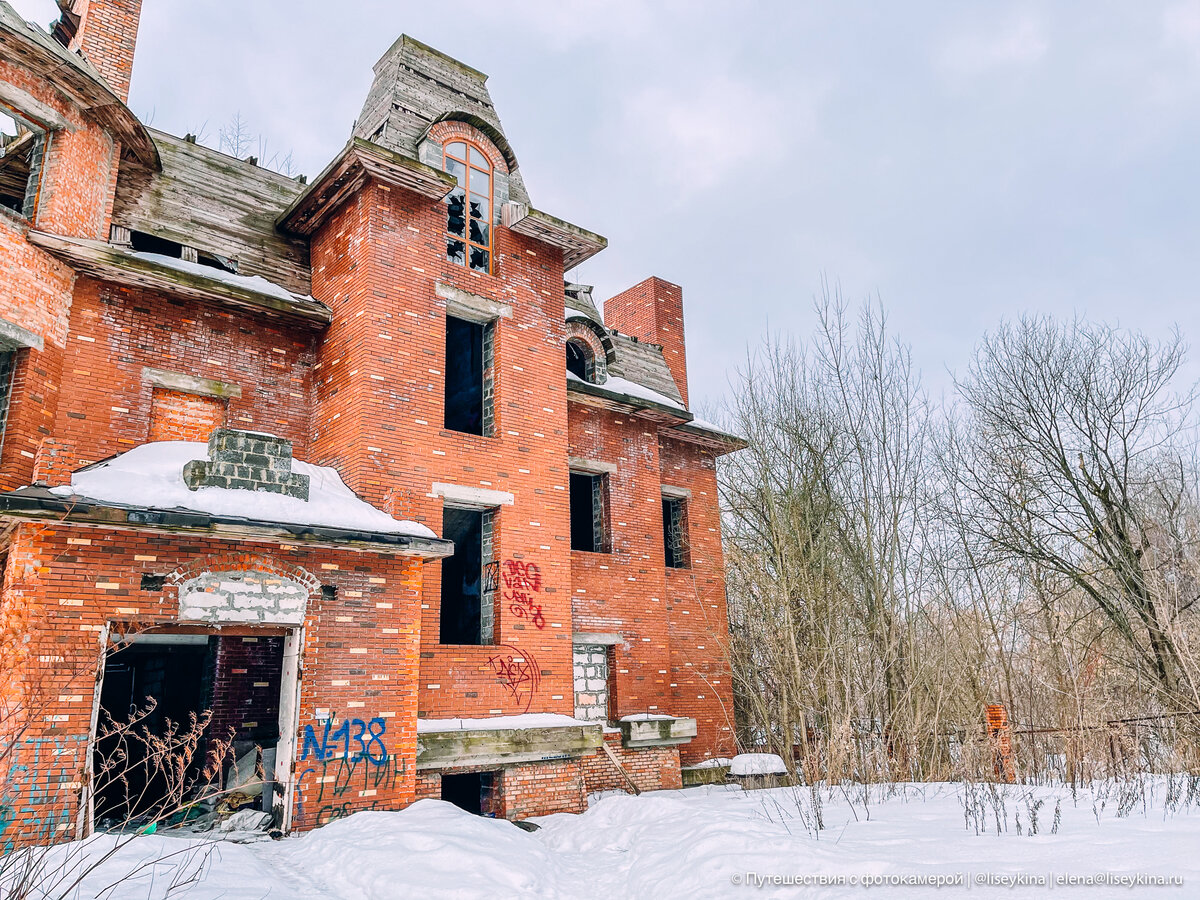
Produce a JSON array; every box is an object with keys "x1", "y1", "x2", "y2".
[
  {"x1": 688, "y1": 757, "x2": 733, "y2": 769},
  {"x1": 619, "y1": 713, "x2": 677, "y2": 722},
  {"x1": 568, "y1": 370, "x2": 686, "y2": 413},
  {"x1": 729, "y1": 753, "x2": 789, "y2": 776},
  {"x1": 133, "y1": 252, "x2": 316, "y2": 305},
  {"x1": 49, "y1": 441, "x2": 436, "y2": 538},
  {"x1": 417, "y1": 714, "x2": 592, "y2": 733}
]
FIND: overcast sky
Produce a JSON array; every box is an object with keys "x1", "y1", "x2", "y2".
[{"x1": 12, "y1": 0, "x2": 1200, "y2": 409}]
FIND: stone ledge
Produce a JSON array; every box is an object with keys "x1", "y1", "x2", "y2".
[
  {"x1": 416, "y1": 722, "x2": 603, "y2": 770},
  {"x1": 619, "y1": 716, "x2": 697, "y2": 749},
  {"x1": 142, "y1": 366, "x2": 242, "y2": 400}
]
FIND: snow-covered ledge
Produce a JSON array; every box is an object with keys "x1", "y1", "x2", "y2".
[
  {"x1": 619, "y1": 714, "x2": 697, "y2": 749},
  {"x1": 416, "y1": 714, "x2": 603, "y2": 770}
]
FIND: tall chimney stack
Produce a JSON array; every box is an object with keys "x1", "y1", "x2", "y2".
[
  {"x1": 603, "y1": 276, "x2": 690, "y2": 407},
  {"x1": 54, "y1": 0, "x2": 144, "y2": 103}
]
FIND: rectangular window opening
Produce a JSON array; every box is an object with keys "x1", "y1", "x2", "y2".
[
  {"x1": 663, "y1": 496, "x2": 690, "y2": 569},
  {"x1": 444, "y1": 315, "x2": 494, "y2": 436},
  {"x1": 569, "y1": 471, "x2": 608, "y2": 553},
  {"x1": 440, "y1": 506, "x2": 496, "y2": 645},
  {"x1": 0, "y1": 108, "x2": 46, "y2": 219},
  {"x1": 441, "y1": 770, "x2": 498, "y2": 816}
]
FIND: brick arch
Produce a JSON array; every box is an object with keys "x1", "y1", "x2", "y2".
[
  {"x1": 567, "y1": 319, "x2": 615, "y2": 366},
  {"x1": 423, "y1": 119, "x2": 510, "y2": 175},
  {"x1": 565, "y1": 321, "x2": 610, "y2": 385},
  {"x1": 166, "y1": 554, "x2": 322, "y2": 595}
]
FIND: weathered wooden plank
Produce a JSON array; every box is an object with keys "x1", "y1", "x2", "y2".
[{"x1": 112, "y1": 129, "x2": 311, "y2": 294}]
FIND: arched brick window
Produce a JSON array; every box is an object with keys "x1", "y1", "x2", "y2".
[
  {"x1": 566, "y1": 337, "x2": 595, "y2": 383},
  {"x1": 443, "y1": 140, "x2": 493, "y2": 274}
]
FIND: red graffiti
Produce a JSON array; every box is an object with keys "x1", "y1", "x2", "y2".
[
  {"x1": 501, "y1": 560, "x2": 545, "y2": 629},
  {"x1": 487, "y1": 645, "x2": 540, "y2": 712}
]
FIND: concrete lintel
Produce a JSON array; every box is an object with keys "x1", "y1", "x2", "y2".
[
  {"x1": 0, "y1": 316, "x2": 44, "y2": 352},
  {"x1": 416, "y1": 722, "x2": 603, "y2": 770},
  {"x1": 619, "y1": 716, "x2": 697, "y2": 749},
  {"x1": 435, "y1": 282, "x2": 512, "y2": 323},
  {"x1": 661, "y1": 484, "x2": 692, "y2": 500},
  {"x1": 0, "y1": 80, "x2": 72, "y2": 132},
  {"x1": 432, "y1": 482, "x2": 514, "y2": 509},
  {"x1": 568, "y1": 456, "x2": 617, "y2": 476},
  {"x1": 572, "y1": 632, "x2": 621, "y2": 646},
  {"x1": 142, "y1": 366, "x2": 243, "y2": 400}
]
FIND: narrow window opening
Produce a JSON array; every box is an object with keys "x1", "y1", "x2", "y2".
[
  {"x1": 570, "y1": 471, "x2": 608, "y2": 553},
  {"x1": 0, "y1": 109, "x2": 45, "y2": 219},
  {"x1": 129, "y1": 230, "x2": 184, "y2": 259},
  {"x1": 566, "y1": 339, "x2": 594, "y2": 382},
  {"x1": 662, "y1": 496, "x2": 690, "y2": 569},
  {"x1": 441, "y1": 770, "x2": 498, "y2": 816},
  {"x1": 445, "y1": 315, "x2": 486, "y2": 435},
  {"x1": 441, "y1": 507, "x2": 487, "y2": 645},
  {"x1": 0, "y1": 350, "x2": 17, "y2": 458}
]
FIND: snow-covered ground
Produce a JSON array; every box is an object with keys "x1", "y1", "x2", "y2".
[{"x1": 13, "y1": 780, "x2": 1200, "y2": 899}]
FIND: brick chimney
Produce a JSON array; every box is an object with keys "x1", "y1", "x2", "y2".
[
  {"x1": 54, "y1": 0, "x2": 144, "y2": 103},
  {"x1": 603, "y1": 276, "x2": 689, "y2": 407}
]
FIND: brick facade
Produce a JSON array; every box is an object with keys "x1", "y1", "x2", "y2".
[{"x1": 0, "y1": 7, "x2": 742, "y2": 845}]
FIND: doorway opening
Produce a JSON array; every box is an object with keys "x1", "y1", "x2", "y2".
[
  {"x1": 441, "y1": 770, "x2": 498, "y2": 816},
  {"x1": 93, "y1": 631, "x2": 288, "y2": 831}
]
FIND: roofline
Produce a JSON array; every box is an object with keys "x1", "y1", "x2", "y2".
[{"x1": 0, "y1": 487, "x2": 455, "y2": 557}]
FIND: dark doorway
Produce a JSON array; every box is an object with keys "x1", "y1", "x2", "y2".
[
  {"x1": 570, "y1": 471, "x2": 605, "y2": 552},
  {"x1": 94, "y1": 636, "x2": 211, "y2": 826},
  {"x1": 445, "y1": 315, "x2": 484, "y2": 434},
  {"x1": 440, "y1": 507, "x2": 484, "y2": 644},
  {"x1": 93, "y1": 633, "x2": 287, "y2": 829},
  {"x1": 441, "y1": 771, "x2": 497, "y2": 816}
]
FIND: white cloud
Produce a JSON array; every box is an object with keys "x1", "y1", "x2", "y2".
[{"x1": 938, "y1": 13, "x2": 1049, "y2": 77}]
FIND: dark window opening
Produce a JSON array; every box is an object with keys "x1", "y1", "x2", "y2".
[
  {"x1": 140, "y1": 573, "x2": 166, "y2": 591},
  {"x1": 445, "y1": 315, "x2": 486, "y2": 435},
  {"x1": 441, "y1": 770, "x2": 498, "y2": 816},
  {"x1": 570, "y1": 471, "x2": 608, "y2": 553},
  {"x1": 441, "y1": 507, "x2": 488, "y2": 644},
  {"x1": 0, "y1": 109, "x2": 45, "y2": 218},
  {"x1": 0, "y1": 350, "x2": 17, "y2": 458},
  {"x1": 663, "y1": 496, "x2": 690, "y2": 569},
  {"x1": 197, "y1": 249, "x2": 239, "y2": 274},
  {"x1": 130, "y1": 229, "x2": 184, "y2": 259},
  {"x1": 94, "y1": 634, "x2": 284, "y2": 829},
  {"x1": 566, "y1": 339, "x2": 594, "y2": 382}
]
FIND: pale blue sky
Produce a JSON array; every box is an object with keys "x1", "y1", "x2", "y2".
[{"x1": 11, "y1": 1, "x2": 1200, "y2": 408}]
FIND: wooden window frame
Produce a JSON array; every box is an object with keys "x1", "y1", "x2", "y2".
[{"x1": 443, "y1": 139, "x2": 494, "y2": 275}]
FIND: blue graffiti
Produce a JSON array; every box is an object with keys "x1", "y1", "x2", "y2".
[{"x1": 301, "y1": 717, "x2": 388, "y2": 765}]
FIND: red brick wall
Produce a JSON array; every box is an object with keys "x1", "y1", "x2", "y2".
[
  {"x1": 307, "y1": 174, "x2": 576, "y2": 722},
  {"x1": 69, "y1": 0, "x2": 144, "y2": 103},
  {"x1": 581, "y1": 733, "x2": 682, "y2": 794},
  {"x1": 499, "y1": 759, "x2": 585, "y2": 819},
  {"x1": 0, "y1": 522, "x2": 426, "y2": 843},
  {"x1": 147, "y1": 389, "x2": 225, "y2": 442},
  {"x1": 603, "y1": 276, "x2": 688, "y2": 407},
  {"x1": 54, "y1": 278, "x2": 317, "y2": 464},
  {"x1": 206, "y1": 635, "x2": 284, "y2": 748}
]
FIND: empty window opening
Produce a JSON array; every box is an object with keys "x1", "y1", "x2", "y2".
[
  {"x1": 441, "y1": 770, "x2": 498, "y2": 816},
  {"x1": 129, "y1": 229, "x2": 184, "y2": 259},
  {"x1": 663, "y1": 496, "x2": 690, "y2": 569},
  {"x1": 94, "y1": 633, "x2": 285, "y2": 829},
  {"x1": 441, "y1": 507, "x2": 496, "y2": 645},
  {"x1": 197, "y1": 249, "x2": 238, "y2": 274},
  {"x1": 445, "y1": 315, "x2": 494, "y2": 436},
  {"x1": 0, "y1": 108, "x2": 45, "y2": 218},
  {"x1": 443, "y1": 140, "x2": 493, "y2": 274},
  {"x1": 566, "y1": 338, "x2": 594, "y2": 382},
  {"x1": 0, "y1": 350, "x2": 17, "y2": 458},
  {"x1": 570, "y1": 471, "x2": 608, "y2": 553}
]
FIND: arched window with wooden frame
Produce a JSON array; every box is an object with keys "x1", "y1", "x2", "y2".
[{"x1": 443, "y1": 140, "x2": 493, "y2": 274}]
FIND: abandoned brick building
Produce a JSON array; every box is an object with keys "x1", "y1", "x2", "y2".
[{"x1": 0, "y1": 0, "x2": 744, "y2": 844}]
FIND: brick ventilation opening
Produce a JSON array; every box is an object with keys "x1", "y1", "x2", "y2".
[{"x1": 148, "y1": 388, "x2": 225, "y2": 442}]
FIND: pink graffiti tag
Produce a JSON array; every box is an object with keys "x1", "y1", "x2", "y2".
[
  {"x1": 501, "y1": 560, "x2": 545, "y2": 629},
  {"x1": 487, "y1": 645, "x2": 540, "y2": 712}
]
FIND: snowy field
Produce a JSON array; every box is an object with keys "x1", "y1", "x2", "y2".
[{"x1": 13, "y1": 780, "x2": 1200, "y2": 899}]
